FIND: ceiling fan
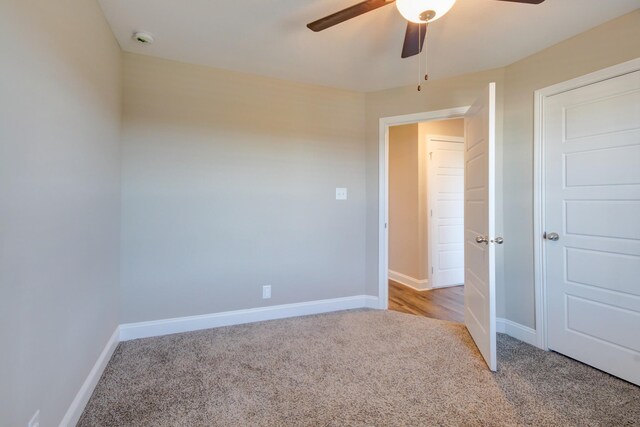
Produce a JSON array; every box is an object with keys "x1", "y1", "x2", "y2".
[{"x1": 307, "y1": 0, "x2": 546, "y2": 59}]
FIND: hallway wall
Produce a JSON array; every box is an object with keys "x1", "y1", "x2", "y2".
[{"x1": 389, "y1": 124, "x2": 421, "y2": 280}]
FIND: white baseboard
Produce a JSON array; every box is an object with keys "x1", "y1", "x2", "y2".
[
  {"x1": 59, "y1": 296, "x2": 379, "y2": 425},
  {"x1": 59, "y1": 302, "x2": 542, "y2": 426},
  {"x1": 496, "y1": 318, "x2": 539, "y2": 348},
  {"x1": 388, "y1": 270, "x2": 430, "y2": 291},
  {"x1": 59, "y1": 327, "x2": 120, "y2": 427},
  {"x1": 430, "y1": 283, "x2": 464, "y2": 290},
  {"x1": 120, "y1": 295, "x2": 380, "y2": 341}
]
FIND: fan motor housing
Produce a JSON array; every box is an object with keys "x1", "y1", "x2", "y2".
[{"x1": 419, "y1": 10, "x2": 436, "y2": 22}]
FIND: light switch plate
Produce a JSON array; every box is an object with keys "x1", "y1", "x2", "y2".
[{"x1": 336, "y1": 188, "x2": 347, "y2": 200}]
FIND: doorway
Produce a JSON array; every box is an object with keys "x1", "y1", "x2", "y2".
[
  {"x1": 379, "y1": 84, "x2": 499, "y2": 371},
  {"x1": 386, "y1": 120, "x2": 465, "y2": 322}
]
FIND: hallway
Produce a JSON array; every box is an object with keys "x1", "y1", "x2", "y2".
[{"x1": 388, "y1": 280, "x2": 464, "y2": 323}]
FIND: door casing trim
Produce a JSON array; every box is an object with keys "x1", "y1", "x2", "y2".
[
  {"x1": 533, "y1": 57, "x2": 640, "y2": 350},
  {"x1": 378, "y1": 107, "x2": 470, "y2": 309}
]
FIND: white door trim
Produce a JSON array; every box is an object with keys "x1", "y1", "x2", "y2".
[
  {"x1": 378, "y1": 107, "x2": 470, "y2": 309},
  {"x1": 427, "y1": 134, "x2": 465, "y2": 289},
  {"x1": 533, "y1": 57, "x2": 640, "y2": 350}
]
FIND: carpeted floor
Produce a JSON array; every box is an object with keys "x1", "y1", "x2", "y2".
[{"x1": 78, "y1": 310, "x2": 640, "y2": 426}]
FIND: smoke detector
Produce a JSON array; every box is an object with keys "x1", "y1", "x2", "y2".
[{"x1": 132, "y1": 31, "x2": 154, "y2": 44}]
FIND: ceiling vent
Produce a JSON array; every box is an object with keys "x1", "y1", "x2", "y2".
[{"x1": 132, "y1": 32, "x2": 154, "y2": 44}]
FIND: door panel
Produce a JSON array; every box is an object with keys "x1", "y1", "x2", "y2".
[
  {"x1": 545, "y1": 70, "x2": 640, "y2": 385},
  {"x1": 564, "y1": 90, "x2": 640, "y2": 139},
  {"x1": 465, "y1": 155, "x2": 486, "y2": 189},
  {"x1": 438, "y1": 175, "x2": 464, "y2": 193},
  {"x1": 440, "y1": 250, "x2": 463, "y2": 269},
  {"x1": 566, "y1": 295, "x2": 640, "y2": 353},
  {"x1": 464, "y1": 83, "x2": 497, "y2": 371},
  {"x1": 439, "y1": 225, "x2": 463, "y2": 243},
  {"x1": 565, "y1": 200, "x2": 640, "y2": 239},
  {"x1": 565, "y1": 145, "x2": 640, "y2": 186},
  {"x1": 566, "y1": 248, "x2": 640, "y2": 295}
]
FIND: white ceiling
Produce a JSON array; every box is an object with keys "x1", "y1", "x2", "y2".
[{"x1": 98, "y1": 0, "x2": 639, "y2": 92}]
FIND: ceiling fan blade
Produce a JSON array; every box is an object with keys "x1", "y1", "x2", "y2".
[
  {"x1": 401, "y1": 22, "x2": 427, "y2": 59},
  {"x1": 495, "y1": 0, "x2": 545, "y2": 4},
  {"x1": 307, "y1": 0, "x2": 395, "y2": 32}
]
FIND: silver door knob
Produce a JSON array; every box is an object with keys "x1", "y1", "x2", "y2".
[
  {"x1": 492, "y1": 237, "x2": 504, "y2": 244},
  {"x1": 545, "y1": 232, "x2": 560, "y2": 241},
  {"x1": 475, "y1": 236, "x2": 489, "y2": 244}
]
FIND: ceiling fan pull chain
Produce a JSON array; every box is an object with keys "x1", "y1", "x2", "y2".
[
  {"x1": 424, "y1": 24, "x2": 429, "y2": 81},
  {"x1": 417, "y1": 23, "x2": 422, "y2": 91}
]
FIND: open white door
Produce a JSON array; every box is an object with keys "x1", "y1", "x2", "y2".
[{"x1": 464, "y1": 83, "x2": 498, "y2": 371}]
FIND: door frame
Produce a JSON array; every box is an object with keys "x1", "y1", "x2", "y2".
[
  {"x1": 378, "y1": 107, "x2": 470, "y2": 309},
  {"x1": 533, "y1": 57, "x2": 640, "y2": 350},
  {"x1": 427, "y1": 134, "x2": 465, "y2": 289}
]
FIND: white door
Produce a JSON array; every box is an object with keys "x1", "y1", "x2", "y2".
[
  {"x1": 544, "y1": 70, "x2": 640, "y2": 385},
  {"x1": 428, "y1": 136, "x2": 465, "y2": 288},
  {"x1": 464, "y1": 83, "x2": 498, "y2": 371}
]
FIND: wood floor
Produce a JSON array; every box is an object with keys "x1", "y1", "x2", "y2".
[{"x1": 388, "y1": 280, "x2": 465, "y2": 323}]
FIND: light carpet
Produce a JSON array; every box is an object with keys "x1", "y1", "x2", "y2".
[{"x1": 78, "y1": 309, "x2": 640, "y2": 426}]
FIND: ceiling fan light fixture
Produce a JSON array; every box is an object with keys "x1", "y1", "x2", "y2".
[{"x1": 396, "y1": 0, "x2": 457, "y2": 23}]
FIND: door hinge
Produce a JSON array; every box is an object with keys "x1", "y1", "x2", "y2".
[{"x1": 429, "y1": 152, "x2": 433, "y2": 160}]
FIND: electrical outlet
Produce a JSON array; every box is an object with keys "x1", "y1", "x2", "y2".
[
  {"x1": 28, "y1": 410, "x2": 40, "y2": 427},
  {"x1": 262, "y1": 285, "x2": 271, "y2": 299},
  {"x1": 336, "y1": 188, "x2": 347, "y2": 200}
]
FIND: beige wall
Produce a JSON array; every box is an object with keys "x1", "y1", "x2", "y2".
[
  {"x1": 501, "y1": 10, "x2": 640, "y2": 327},
  {"x1": 0, "y1": 1, "x2": 122, "y2": 426},
  {"x1": 389, "y1": 120, "x2": 465, "y2": 282},
  {"x1": 389, "y1": 124, "x2": 421, "y2": 279},
  {"x1": 120, "y1": 53, "x2": 367, "y2": 323}
]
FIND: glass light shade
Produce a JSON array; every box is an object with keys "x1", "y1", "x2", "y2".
[{"x1": 395, "y1": 0, "x2": 457, "y2": 23}]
